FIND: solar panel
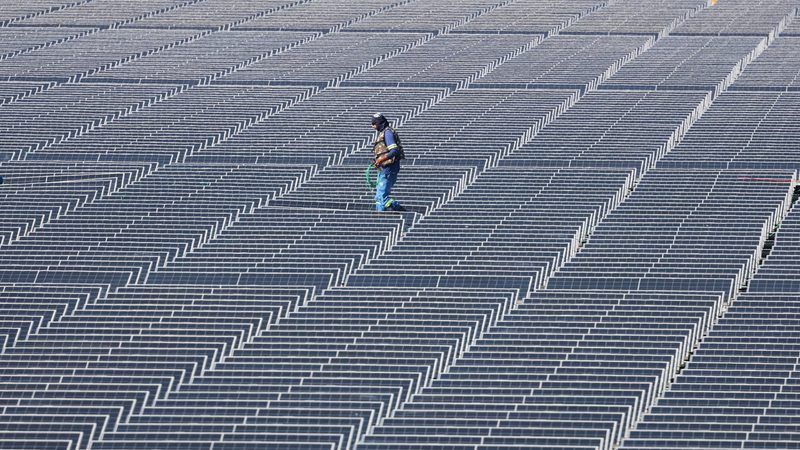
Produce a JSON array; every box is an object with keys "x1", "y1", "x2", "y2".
[
  {"x1": 560, "y1": 0, "x2": 705, "y2": 35},
  {"x1": 342, "y1": 33, "x2": 544, "y2": 89},
  {"x1": 0, "y1": 83, "x2": 182, "y2": 160},
  {"x1": 0, "y1": 26, "x2": 95, "y2": 61},
  {"x1": 342, "y1": 0, "x2": 508, "y2": 34},
  {"x1": 15, "y1": 0, "x2": 200, "y2": 28},
  {"x1": 30, "y1": 84, "x2": 315, "y2": 163},
  {"x1": 472, "y1": 34, "x2": 655, "y2": 91},
  {"x1": 122, "y1": 0, "x2": 311, "y2": 31},
  {"x1": 658, "y1": 92, "x2": 800, "y2": 170},
  {"x1": 501, "y1": 90, "x2": 710, "y2": 176},
  {"x1": 451, "y1": 0, "x2": 604, "y2": 35},
  {"x1": 84, "y1": 30, "x2": 319, "y2": 85},
  {"x1": 0, "y1": 28, "x2": 206, "y2": 82},
  {"x1": 729, "y1": 37, "x2": 800, "y2": 91},
  {"x1": 0, "y1": 0, "x2": 86, "y2": 27},
  {"x1": 1, "y1": 0, "x2": 799, "y2": 449},
  {"x1": 233, "y1": 0, "x2": 417, "y2": 32},
  {"x1": 670, "y1": 0, "x2": 796, "y2": 36},
  {"x1": 601, "y1": 35, "x2": 767, "y2": 93}
]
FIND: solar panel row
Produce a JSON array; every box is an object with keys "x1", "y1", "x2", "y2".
[
  {"x1": 120, "y1": 0, "x2": 316, "y2": 31},
  {"x1": 600, "y1": 35, "x2": 768, "y2": 94},
  {"x1": 0, "y1": 160, "x2": 155, "y2": 244},
  {"x1": 548, "y1": 169, "x2": 794, "y2": 300},
  {"x1": 501, "y1": 90, "x2": 711, "y2": 176},
  {"x1": 0, "y1": 28, "x2": 208, "y2": 82},
  {"x1": 450, "y1": 0, "x2": 604, "y2": 36},
  {"x1": 0, "y1": 284, "x2": 314, "y2": 449},
  {"x1": 350, "y1": 167, "x2": 634, "y2": 296},
  {"x1": 0, "y1": 163, "x2": 319, "y2": 286},
  {"x1": 1, "y1": 83, "x2": 184, "y2": 161},
  {"x1": 472, "y1": 34, "x2": 654, "y2": 91},
  {"x1": 340, "y1": 89, "x2": 579, "y2": 168},
  {"x1": 669, "y1": 0, "x2": 797, "y2": 36},
  {"x1": 730, "y1": 36, "x2": 800, "y2": 91},
  {"x1": 342, "y1": 33, "x2": 544, "y2": 90},
  {"x1": 0, "y1": 0, "x2": 89, "y2": 27},
  {"x1": 358, "y1": 290, "x2": 726, "y2": 450},
  {"x1": 188, "y1": 86, "x2": 447, "y2": 166},
  {"x1": 0, "y1": 79, "x2": 54, "y2": 104},
  {"x1": 0, "y1": 0, "x2": 798, "y2": 449},
  {"x1": 336, "y1": 0, "x2": 510, "y2": 34},
  {"x1": 16, "y1": 0, "x2": 205, "y2": 28},
  {"x1": 559, "y1": 0, "x2": 704, "y2": 36},
  {"x1": 232, "y1": 0, "x2": 420, "y2": 33},
  {"x1": 621, "y1": 286, "x2": 800, "y2": 448},
  {"x1": 659, "y1": 92, "x2": 800, "y2": 169},
  {"x1": 30, "y1": 84, "x2": 315, "y2": 164},
  {"x1": 0, "y1": 27, "x2": 94, "y2": 61},
  {"x1": 744, "y1": 203, "x2": 800, "y2": 293},
  {"x1": 84, "y1": 30, "x2": 320, "y2": 86}
]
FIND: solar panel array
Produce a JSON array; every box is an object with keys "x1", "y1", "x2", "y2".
[{"x1": 1, "y1": 0, "x2": 800, "y2": 449}]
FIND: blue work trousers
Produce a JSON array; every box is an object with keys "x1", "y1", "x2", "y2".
[{"x1": 374, "y1": 163, "x2": 402, "y2": 211}]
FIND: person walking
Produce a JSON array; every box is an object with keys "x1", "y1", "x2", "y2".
[{"x1": 371, "y1": 113, "x2": 405, "y2": 212}]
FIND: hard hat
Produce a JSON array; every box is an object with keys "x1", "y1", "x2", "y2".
[{"x1": 371, "y1": 113, "x2": 388, "y2": 126}]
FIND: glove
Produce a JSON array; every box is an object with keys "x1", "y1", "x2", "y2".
[{"x1": 374, "y1": 155, "x2": 389, "y2": 168}]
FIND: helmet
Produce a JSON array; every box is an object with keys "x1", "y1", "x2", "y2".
[{"x1": 371, "y1": 112, "x2": 389, "y2": 130}]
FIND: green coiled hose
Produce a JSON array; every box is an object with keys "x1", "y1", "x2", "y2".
[{"x1": 364, "y1": 164, "x2": 377, "y2": 190}]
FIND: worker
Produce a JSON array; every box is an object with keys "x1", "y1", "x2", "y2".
[{"x1": 371, "y1": 113, "x2": 405, "y2": 212}]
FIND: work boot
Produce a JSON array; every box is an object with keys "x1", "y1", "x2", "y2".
[{"x1": 385, "y1": 199, "x2": 405, "y2": 212}]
